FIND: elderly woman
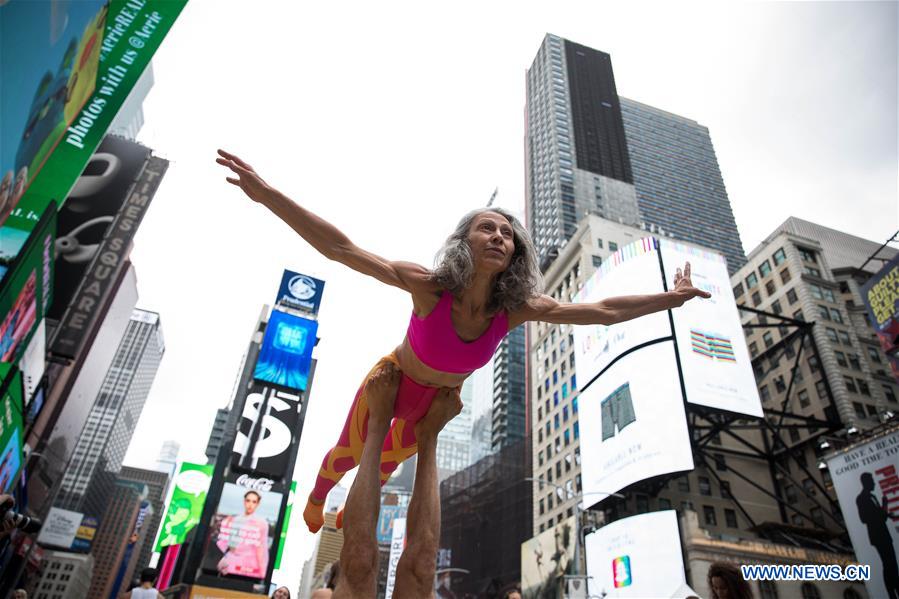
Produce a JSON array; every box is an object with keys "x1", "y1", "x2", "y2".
[{"x1": 216, "y1": 149, "x2": 710, "y2": 535}]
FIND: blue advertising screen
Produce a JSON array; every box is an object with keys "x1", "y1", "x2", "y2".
[
  {"x1": 275, "y1": 270, "x2": 325, "y2": 315},
  {"x1": 253, "y1": 309, "x2": 317, "y2": 391}
]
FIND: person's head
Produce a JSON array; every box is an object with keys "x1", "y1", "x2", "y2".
[
  {"x1": 271, "y1": 586, "x2": 290, "y2": 599},
  {"x1": 707, "y1": 561, "x2": 753, "y2": 599},
  {"x1": 433, "y1": 208, "x2": 542, "y2": 313},
  {"x1": 139, "y1": 567, "x2": 158, "y2": 586},
  {"x1": 502, "y1": 584, "x2": 522, "y2": 599},
  {"x1": 0, "y1": 171, "x2": 13, "y2": 208},
  {"x1": 860, "y1": 472, "x2": 875, "y2": 492},
  {"x1": 244, "y1": 490, "x2": 261, "y2": 514},
  {"x1": 12, "y1": 589, "x2": 27, "y2": 599}
]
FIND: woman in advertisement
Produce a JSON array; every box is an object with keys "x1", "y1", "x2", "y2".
[
  {"x1": 216, "y1": 149, "x2": 711, "y2": 535},
  {"x1": 215, "y1": 490, "x2": 269, "y2": 578}
]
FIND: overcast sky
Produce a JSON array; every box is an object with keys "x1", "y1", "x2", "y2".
[{"x1": 120, "y1": 0, "x2": 897, "y2": 588}]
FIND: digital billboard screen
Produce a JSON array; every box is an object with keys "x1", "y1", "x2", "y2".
[
  {"x1": 0, "y1": 0, "x2": 108, "y2": 228},
  {"x1": 253, "y1": 309, "x2": 317, "y2": 392},
  {"x1": 156, "y1": 462, "x2": 214, "y2": 551},
  {"x1": 660, "y1": 239, "x2": 763, "y2": 417},
  {"x1": 521, "y1": 515, "x2": 576, "y2": 599},
  {"x1": 573, "y1": 237, "x2": 670, "y2": 388},
  {"x1": 584, "y1": 510, "x2": 687, "y2": 598},
  {"x1": 232, "y1": 384, "x2": 303, "y2": 480},
  {"x1": 0, "y1": 369, "x2": 24, "y2": 493},
  {"x1": 275, "y1": 270, "x2": 325, "y2": 315},
  {"x1": 577, "y1": 341, "x2": 693, "y2": 500},
  {"x1": 202, "y1": 480, "x2": 282, "y2": 579},
  {"x1": 861, "y1": 253, "x2": 899, "y2": 380},
  {"x1": 826, "y1": 431, "x2": 899, "y2": 599}
]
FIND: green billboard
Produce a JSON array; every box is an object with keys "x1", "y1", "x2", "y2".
[
  {"x1": 273, "y1": 481, "x2": 297, "y2": 570},
  {"x1": 156, "y1": 462, "x2": 214, "y2": 551},
  {"x1": 3, "y1": 0, "x2": 187, "y2": 246},
  {"x1": 0, "y1": 368, "x2": 24, "y2": 493}
]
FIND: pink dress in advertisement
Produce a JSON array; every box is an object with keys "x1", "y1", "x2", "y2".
[{"x1": 216, "y1": 513, "x2": 269, "y2": 577}]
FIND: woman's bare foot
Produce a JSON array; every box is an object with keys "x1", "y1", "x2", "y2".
[
  {"x1": 365, "y1": 363, "x2": 401, "y2": 428},
  {"x1": 304, "y1": 493, "x2": 326, "y2": 533},
  {"x1": 414, "y1": 387, "x2": 462, "y2": 442}
]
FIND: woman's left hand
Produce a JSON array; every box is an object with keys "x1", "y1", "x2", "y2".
[{"x1": 673, "y1": 262, "x2": 712, "y2": 304}]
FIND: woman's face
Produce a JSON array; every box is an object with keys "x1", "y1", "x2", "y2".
[
  {"x1": 272, "y1": 587, "x2": 290, "y2": 599},
  {"x1": 467, "y1": 211, "x2": 515, "y2": 274},
  {"x1": 12, "y1": 166, "x2": 27, "y2": 201}
]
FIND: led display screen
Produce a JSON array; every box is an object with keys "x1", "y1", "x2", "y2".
[{"x1": 253, "y1": 309, "x2": 317, "y2": 391}]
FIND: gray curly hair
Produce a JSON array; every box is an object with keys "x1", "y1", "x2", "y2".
[{"x1": 432, "y1": 208, "x2": 543, "y2": 313}]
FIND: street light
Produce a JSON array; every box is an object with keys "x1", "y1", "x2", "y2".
[{"x1": 525, "y1": 477, "x2": 624, "y2": 582}]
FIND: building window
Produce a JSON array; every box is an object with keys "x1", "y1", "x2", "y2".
[
  {"x1": 834, "y1": 351, "x2": 847, "y2": 367},
  {"x1": 733, "y1": 283, "x2": 744, "y2": 298},
  {"x1": 659, "y1": 498, "x2": 672, "y2": 510},
  {"x1": 763, "y1": 332, "x2": 774, "y2": 348},
  {"x1": 720, "y1": 480, "x2": 732, "y2": 498},
  {"x1": 845, "y1": 376, "x2": 859, "y2": 393},
  {"x1": 759, "y1": 580, "x2": 780, "y2": 599},
  {"x1": 752, "y1": 291, "x2": 762, "y2": 306},
  {"x1": 771, "y1": 299, "x2": 782, "y2": 314},
  {"x1": 573, "y1": 421, "x2": 579, "y2": 439},
  {"x1": 759, "y1": 260, "x2": 772, "y2": 278},
  {"x1": 765, "y1": 281, "x2": 776, "y2": 296},
  {"x1": 759, "y1": 385, "x2": 770, "y2": 402},
  {"x1": 853, "y1": 402, "x2": 866, "y2": 419},
  {"x1": 830, "y1": 308, "x2": 843, "y2": 324},
  {"x1": 801, "y1": 583, "x2": 822, "y2": 599},
  {"x1": 725, "y1": 508, "x2": 738, "y2": 527},
  {"x1": 749, "y1": 342, "x2": 759, "y2": 358},
  {"x1": 826, "y1": 328, "x2": 839, "y2": 343},
  {"x1": 773, "y1": 248, "x2": 786, "y2": 265},
  {"x1": 786, "y1": 288, "x2": 798, "y2": 304},
  {"x1": 867, "y1": 346, "x2": 882, "y2": 363},
  {"x1": 804, "y1": 265, "x2": 822, "y2": 277},
  {"x1": 746, "y1": 272, "x2": 758, "y2": 289},
  {"x1": 883, "y1": 385, "x2": 897, "y2": 403},
  {"x1": 858, "y1": 379, "x2": 871, "y2": 396},
  {"x1": 703, "y1": 505, "x2": 717, "y2": 526},
  {"x1": 848, "y1": 354, "x2": 861, "y2": 370},
  {"x1": 539, "y1": 499, "x2": 545, "y2": 515},
  {"x1": 838, "y1": 330, "x2": 852, "y2": 346},
  {"x1": 596, "y1": 238, "x2": 604, "y2": 248},
  {"x1": 798, "y1": 247, "x2": 818, "y2": 264},
  {"x1": 714, "y1": 454, "x2": 727, "y2": 471},
  {"x1": 592, "y1": 255, "x2": 602, "y2": 267},
  {"x1": 609, "y1": 241, "x2": 618, "y2": 252},
  {"x1": 780, "y1": 268, "x2": 792, "y2": 284},
  {"x1": 677, "y1": 477, "x2": 690, "y2": 493},
  {"x1": 798, "y1": 389, "x2": 810, "y2": 407},
  {"x1": 699, "y1": 476, "x2": 712, "y2": 496}
]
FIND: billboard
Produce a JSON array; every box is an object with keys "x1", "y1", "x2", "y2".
[
  {"x1": 18, "y1": 319, "x2": 45, "y2": 403},
  {"x1": 232, "y1": 384, "x2": 303, "y2": 479},
  {"x1": 156, "y1": 462, "x2": 214, "y2": 551},
  {"x1": 71, "y1": 515, "x2": 99, "y2": 553},
  {"x1": 275, "y1": 270, "x2": 325, "y2": 315},
  {"x1": 202, "y1": 476, "x2": 283, "y2": 580},
  {"x1": 377, "y1": 505, "x2": 408, "y2": 545},
  {"x1": 659, "y1": 239, "x2": 763, "y2": 417},
  {"x1": 51, "y1": 154, "x2": 168, "y2": 360},
  {"x1": 48, "y1": 135, "x2": 152, "y2": 320},
  {"x1": 584, "y1": 510, "x2": 687, "y2": 598},
  {"x1": 1, "y1": 0, "x2": 186, "y2": 268},
  {"x1": 0, "y1": 206, "x2": 55, "y2": 367},
  {"x1": 573, "y1": 238, "x2": 669, "y2": 387},
  {"x1": 578, "y1": 341, "x2": 693, "y2": 500},
  {"x1": 826, "y1": 430, "x2": 899, "y2": 599},
  {"x1": 0, "y1": 369, "x2": 24, "y2": 493},
  {"x1": 253, "y1": 309, "x2": 317, "y2": 392},
  {"x1": 36, "y1": 506, "x2": 84, "y2": 549},
  {"x1": 0, "y1": 0, "x2": 108, "y2": 228},
  {"x1": 272, "y1": 481, "x2": 296, "y2": 570},
  {"x1": 521, "y1": 515, "x2": 576, "y2": 599},
  {"x1": 861, "y1": 254, "x2": 899, "y2": 379}
]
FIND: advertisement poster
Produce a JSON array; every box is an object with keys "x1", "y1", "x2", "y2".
[
  {"x1": 0, "y1": 0, "x2": 108, "y2": 227},
  {"x1": 203, "y1": 481, "x2": 282, "y2": 579},
  {"x1": 0, "y1": 369, "x2": 24, "y2": 493},
  {"x1": 232, "y1": 384, "x2": 303, "y2": 479},
  {"x1": 36, "y1": 506, "x2": 84, "y2": 549},
  {"x1": 826, "y1": 431, "x2": 899, "y2": 599},
  {"x1": 253, "y1": 309, "x2": 317, "y2": 392},
  {"x1": 275, "y1": 270, "x2": 325, "y2": 315},
  {"x1": 573, "y1": 237, "x2": 669, "y2": 388},
  {"x1": 272, "y1": 481, "x2": 296, "y2": 570},
  {"x1": 577, "y1": 341, "x2": 693, "y2": 499},
  {"x1": 660, "y1": 239, "x2": 763, "y2": 417},
  {"x1": 2, "y1": 0, "x2": 186, "y2": 261},
  {"x1": 861, "y1": 253, "x2": 899, "y2": 380},
  {"x1": 521, "y1": 515, "x2": 576, "y2": 599},
  {"x1": 377, "y1": 505, "x2": 408, "y2": 545},
  {"x1": 156, "y1": 462, "x2": 214, "y2": 551},
  {"x1": 584, "y1": 510, "x2": 687, "y2": 598}
]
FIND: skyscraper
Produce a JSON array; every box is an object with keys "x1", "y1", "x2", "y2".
[
  {"x1": 118, "y1": 465, "x2": 171, "y2": 575},
  {"x1": 491, "y1": 325, "x2": 527, "y2": 450},
  {"x1": 436, "y1": 379, "x2": 474, "y2": 481},
  {"x1": 525, "y1": 34, "x2": 745, "y2": 274},
  {"x1": 54, "y1": 309, "x2": 165, "y2": 520}
]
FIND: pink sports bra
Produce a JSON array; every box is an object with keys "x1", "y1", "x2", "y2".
[{"x1": 406, "y1": 291, "x2": 510, "y2": 374}]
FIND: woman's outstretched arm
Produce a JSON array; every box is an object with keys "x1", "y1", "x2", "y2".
[
  {"x1": 217, "y1": 149, "x2": 430, "y2": 292},
  {"x1": 510, "y1": 262, "x2": 711, "y2": 327}
]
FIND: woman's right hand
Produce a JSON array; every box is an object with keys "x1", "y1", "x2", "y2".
[{"x1": 216, "y1": 149, "x2": 271, "y2": 204}]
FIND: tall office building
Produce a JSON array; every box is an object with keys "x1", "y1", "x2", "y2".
[
  {"x1": 525, "y1": 34, "x2": 745, "y2": 274},
  {"x1": 32, "y1": 551, "x2": 94, "y2": 599},
  {"x1": 436, "y1": 378, "x2": 474, "y2": 481},
  {"x1": 53, "y1": 309, "x2": 165, "y2": 520},
  {"x1": 620, "y1": 98, "x2": 745, "y2": 273},
  {"x1": 155, "y1": 440, "x2": 180, "y2": 477},
  {"x1": 204, "y1": 407, "x2": 231, "y2": 464},
  {"x1": 491, "y1": 325, "x2": 527, "y2": 450},
  {"x1": 118, "y1": 466, "x2": 171, "y2": 575}
]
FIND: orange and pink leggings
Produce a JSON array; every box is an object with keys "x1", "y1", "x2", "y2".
[{"x1": 309, "y1": 353, "x2": 443, "y2": 504}]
